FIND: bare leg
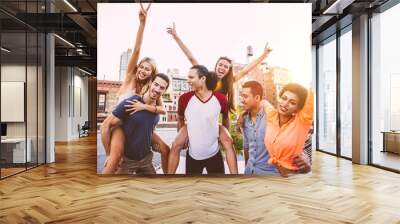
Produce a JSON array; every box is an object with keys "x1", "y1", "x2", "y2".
[
  {"x1": 219, "y1": 125, "x2": 238, "y2": 174},
  {"x1": 167, "y1": 125, "x2": 188, "y2": 174},
  {"x1": 151, "y1": 132, "x2": 170, "y2": 174},
  {"x1": 102, "y1": 127, "x2": 125, "y2": 174}
]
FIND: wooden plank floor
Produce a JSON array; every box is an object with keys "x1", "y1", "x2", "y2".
[
  {"x1": 1, "y1": 167, "x2": 26, "y2": 178},
  {"x1": 1, "y1": 135, "x2": 400, "y2": 223}
]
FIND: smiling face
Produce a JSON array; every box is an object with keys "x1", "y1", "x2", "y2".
[
  {"x1": 186, "y1": 68, "x2": 205, "y2": 91},
  {"x1": 277, "y1": 90, "x2": 300, "y2": 116},
  {"x1": 136, "y1": 61, "x2": 153, "y2": 81},
  {"x1": 187, "y1": 69, "x2": 206, "y2": 91},
  {"x1": 215, "y1": 58, "x2": 231, "y2": 79},
  {"x1": 240, "y1": 87, "x2": 260, "y2": 111},
  {"x1": 148, "y1": 77, "x2": 168, "y2": 101}
]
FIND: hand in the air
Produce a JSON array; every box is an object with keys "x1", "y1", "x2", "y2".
[{"x1": 166, "y1": 22, "x2": 178, "y2": 39}]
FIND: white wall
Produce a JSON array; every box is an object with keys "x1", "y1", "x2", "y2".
[
  {"x1": 1, "y1": 65, "x2": 41, "y2": 137},
  {"x1": 55, "y1": 67, "x2": 69, "y2": 141},
  {"x1": 1, "y1": 64, "x2": 46, "y2": 163},
  {"x1": 1, "y1": 65, "x2": 26, "y2": 139},
  {"x1": 1, "y1": 65, "x2": 25, "y2": 134},
  {"x1": 54, "y1": 67, "x2": 89, "y2": 141},
  {"x1": 72, "y1": 72, "x2": 89, "y2": 138}
]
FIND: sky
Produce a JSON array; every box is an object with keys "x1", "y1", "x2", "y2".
[{"x1": 98, "y1": 3, "x2": 312, "y2": 86}]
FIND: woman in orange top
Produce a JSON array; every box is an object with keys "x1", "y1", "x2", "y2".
[{"x1": 263, "y1": 83, "x2": 314, "y2": 177}]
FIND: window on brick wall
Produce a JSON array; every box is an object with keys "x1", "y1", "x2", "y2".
[{"x1": 98, "y1": 93, "x2": 107, "y2": 113}]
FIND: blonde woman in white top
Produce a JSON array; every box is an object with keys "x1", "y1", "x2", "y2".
[{"x1": 101, "y1": 4, "x2": 169, "y2": 174}]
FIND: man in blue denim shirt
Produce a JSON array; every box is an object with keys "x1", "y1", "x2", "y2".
[
  {"x1": 240, "y1": 81, "x2": 278, "y2": 174},
  {"x1": 240, "y1": 81, "x2": 312, "y2": 175}
]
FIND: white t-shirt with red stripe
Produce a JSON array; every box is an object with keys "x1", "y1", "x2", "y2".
[{"x1": 178, "y1": 91, "x2": 229, "y2": 160}]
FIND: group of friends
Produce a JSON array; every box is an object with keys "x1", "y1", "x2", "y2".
[{"x1": 100, "y1": 5, "x2": 314, "y2": 177}]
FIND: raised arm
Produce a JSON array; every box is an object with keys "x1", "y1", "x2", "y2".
[
  {"x1": 298, "y1": 89, "x2": 314, "y2": 125},
  {"x1": 101, "y1": 114, "x2": 122, "y2": 156},
  {"x1": 167, "y1": 22, "x2": 199, "y2": 66},
  {"x1": 261, "y1": 99, "x2": 275, "y2": 113},
  {"x1": 234, "y1": 44, "x2": 272, "y2": 82},
  {"x1": 122, "y1": 7, "x2": 150, "y2": 90}
]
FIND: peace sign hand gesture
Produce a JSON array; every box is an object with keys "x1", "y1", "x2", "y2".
[
  {"x1": 138, "y1": 2, "x2": 151, "y2": 23},
  {"x1": 263, "y1": 42, "x2": 273, "y2": 57},
  {"x1": 166, "y1": 22, "x2": 178, "y2": 39}
]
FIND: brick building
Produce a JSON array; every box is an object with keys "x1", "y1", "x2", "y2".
[
  {"x1": 97, "y1": 69, "x2": 189, "y2": 126},
  {"x1": 162, "y1": 69, "x2": 189, "y2": 123},
  {"x1": 97, "y1": 80, "x2": 122, "y2": 125},
  {"x1": 233, "y1": 63, "x2": 292, "y2": 109}
]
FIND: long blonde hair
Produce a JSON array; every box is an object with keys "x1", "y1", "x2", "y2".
[{"x1": 119, "y1": 57, "x2": 158, "y2": 96}]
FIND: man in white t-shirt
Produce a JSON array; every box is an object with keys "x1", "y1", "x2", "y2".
[{"x1": 173, "y1": 65, "x2": 237, "y2": 174}]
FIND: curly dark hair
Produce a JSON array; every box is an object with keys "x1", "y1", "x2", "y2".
[{"x1": 279, "y1": 83, "x2": 308, "y2": 110}]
